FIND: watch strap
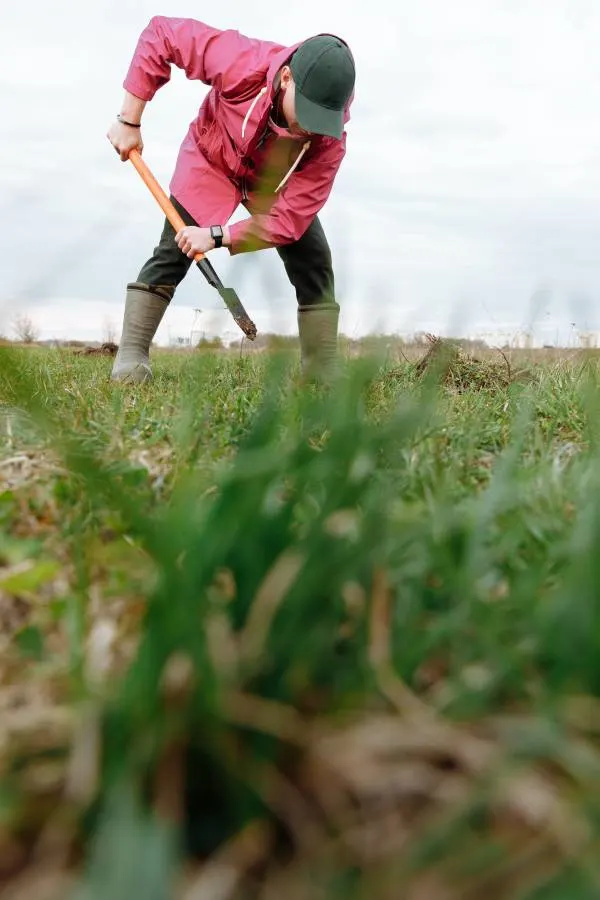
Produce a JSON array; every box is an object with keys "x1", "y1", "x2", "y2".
[{"x1": 210, "y1": 225, "x2": 224, "y2": 248}]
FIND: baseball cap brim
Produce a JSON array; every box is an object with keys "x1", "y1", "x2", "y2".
[{"x1": 295, "y1": 88, "x2": 344, "y2": 139}]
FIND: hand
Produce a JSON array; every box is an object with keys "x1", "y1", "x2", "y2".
[
  {"x1": 106, "y1": 119, "x2": 143, "y2": 161},
  {"x1": 174, "y1": 226, "x2": 215, "y2": 258}
]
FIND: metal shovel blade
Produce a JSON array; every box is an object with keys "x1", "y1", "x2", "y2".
[
  {"x1": 217, "y1": 286, "x2": 257, "y2": 341},
  {"x1": 195, "y1": 258, "x2": 257, "y2": 341}
]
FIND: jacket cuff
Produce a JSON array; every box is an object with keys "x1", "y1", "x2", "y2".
[
  {"x1": 227, "y1": 219, "x2": 273, "y2": 255},
  {"x1": 122, "y1": 74, "x2": 157, "y2": 102}
]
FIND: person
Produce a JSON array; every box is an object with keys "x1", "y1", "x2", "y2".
[{"x1": 106, "y1": 17, "x2": 356, "y2": 383}]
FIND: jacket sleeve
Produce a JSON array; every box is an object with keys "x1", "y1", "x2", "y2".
[
  {"x1": 123, "y1": 16, "x2": 269, "y2": 100},
  {"x1": 228, "y1": 136, "x2": 347, "y2": 254}
]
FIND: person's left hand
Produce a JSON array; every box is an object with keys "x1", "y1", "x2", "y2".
[{"x1": 174, "y1": 226, "x2": 215, "y2": 258}]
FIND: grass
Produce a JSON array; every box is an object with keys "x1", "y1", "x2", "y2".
[{"x1": 2, "y1": 342, "x2": 600, "y2": 898}]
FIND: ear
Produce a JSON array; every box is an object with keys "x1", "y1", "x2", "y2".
[{"x1": 279, "y1": 65, "x2": 293, "y2": 88}]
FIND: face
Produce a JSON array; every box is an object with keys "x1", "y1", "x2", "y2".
[{"x1": 279, "y1": 66, "x2": 312, "y2": 137}]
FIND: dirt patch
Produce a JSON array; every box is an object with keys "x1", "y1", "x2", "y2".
[
  {"x1": 410, "y1": 334, "x2": 524, "y2": 392},
  {"x1": 74, "y1": 343, "x2": 118, "y2": 357}
]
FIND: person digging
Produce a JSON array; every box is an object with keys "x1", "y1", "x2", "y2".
[{"x1": 107, "y1": 17, "x2": 356, "y2": 384}]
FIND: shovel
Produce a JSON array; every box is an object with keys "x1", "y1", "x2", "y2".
[{"x1": 128, "y1": 149, "x2": 257, "y2": 341}]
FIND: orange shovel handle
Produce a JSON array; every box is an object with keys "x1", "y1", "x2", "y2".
[{"x1": 128, "y1": 149, "x2": 204, "y2": 262}]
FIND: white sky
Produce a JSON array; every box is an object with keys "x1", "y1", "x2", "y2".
[{"x1": 2, "y1": 1, "x2": 600, "y2": 345}]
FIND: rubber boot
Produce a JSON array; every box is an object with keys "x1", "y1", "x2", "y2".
[
  {"x1": 297, "y1": 302, "x2": 340, "y2": 384},
  {"x1": 111, "y1": 283, "x2": 173, "y2": 383}
]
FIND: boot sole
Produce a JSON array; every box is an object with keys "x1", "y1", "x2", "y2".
[{"x1": 111, "y1": 363, "x2": 152, "y2": 384}]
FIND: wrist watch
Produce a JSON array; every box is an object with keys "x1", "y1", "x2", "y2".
[{"x1": 210, "y1": 225, "x2": 224, "y2": 248}]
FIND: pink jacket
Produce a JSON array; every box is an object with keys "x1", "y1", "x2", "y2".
[{"x1": 123, "y1": 17, "x2": 353, "y2": 254}]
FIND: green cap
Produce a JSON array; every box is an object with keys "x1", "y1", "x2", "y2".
[{"x1": 290, "y1": 35, "x2": 355, "y2": 139}]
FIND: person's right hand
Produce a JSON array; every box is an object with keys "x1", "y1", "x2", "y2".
[{"x1": 106, "y1": 119, "x2": 144, "y2": 161}]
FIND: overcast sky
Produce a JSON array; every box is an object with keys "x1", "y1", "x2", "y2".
[{"x1": 3, "y1": 1, "x2": 600, "y2": 346}]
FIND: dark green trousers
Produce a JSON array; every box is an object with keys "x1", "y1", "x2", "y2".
[{"x1": 137, "y1": 195, "x2": 336, "y2": 308}]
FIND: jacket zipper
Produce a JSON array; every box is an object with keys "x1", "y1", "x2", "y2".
[
  {"x1": 239, "y1": 119, "x2": 269, "y2": 199},
  {"x1": 237, "y1": 89, "x2": 310, "y2": 197}
]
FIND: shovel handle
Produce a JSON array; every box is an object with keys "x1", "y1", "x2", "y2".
[
  {"x1": 127, "y1": 149, "x2": 257, "y2": 340},
  {"x1": 128, "y1": 149, "x2": 204, "y2": 262}
]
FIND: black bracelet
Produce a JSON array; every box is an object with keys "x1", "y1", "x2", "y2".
[{"x1": 117, "y1": 114, "x2": 141, "y2": 128}]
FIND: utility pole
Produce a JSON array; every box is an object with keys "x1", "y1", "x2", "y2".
[{"x1": 190, "y1": 308, "x2": 203, "y2": 346}]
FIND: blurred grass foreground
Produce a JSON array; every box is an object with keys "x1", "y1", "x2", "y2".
[{"x1": 2, "y1": 340, "x2": 600, "y2": 898}]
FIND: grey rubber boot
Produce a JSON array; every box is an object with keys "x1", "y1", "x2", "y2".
[
  {"x1": 111, "y1": 283, "x2": 173, "y2": 384},
  {"x1": 297, "y1": 302, "x2": 341, "y2": 383}
]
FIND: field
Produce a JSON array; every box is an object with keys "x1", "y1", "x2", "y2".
[{"x1": 2, "y1": 341, "x2": 600, "y2": 898}]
